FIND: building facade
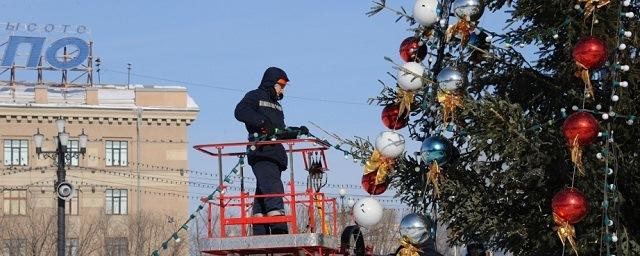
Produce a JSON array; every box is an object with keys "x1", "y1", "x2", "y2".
[{"x1": 0, "y1": 81, "x2": 198, "y2": 255}]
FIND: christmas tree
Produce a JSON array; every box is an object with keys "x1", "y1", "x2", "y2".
[{"x1": 332, "y1": 0, "x2": 639, "y2": 255}]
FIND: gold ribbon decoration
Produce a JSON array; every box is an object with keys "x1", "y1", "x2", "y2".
[
  {"x1": 422, "y1": 28, "x2": 433, "y2": 38},
  {"x1": 437, "y1": 90, "x2": 464, "y2": 123},
  {"x1": 569, "y1": 136, "x2": 585, "y2": 175},
  {"x1": 446, "y1": 18, "x2": 474, "y2": 46},
  {"x1": 396, "y1": 88, "x2": 415, "y2": 118},
  {"x1": 575, "y1": 62, "x2": 595, "y2": 98},
  {"x1": 554, "y1": 213, "x2": 579, "y2": 255},
  {"x1": 578, "y1": 0, "x2": 611, "y2": 20},
  {"x1": 426, "y1": 161, "x2": 443, "y2": 197},
  {"x1": 364, "y1": 150, "x2": 395, "y2": 185},
  {"x1": 398, "y1": 238, "x2": 422, "y2": 256},
  {"x1": 313, "y1": 194, "x2": 331, "y2": 235}
]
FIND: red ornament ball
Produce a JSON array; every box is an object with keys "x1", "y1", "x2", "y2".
[
  {"x1": 572, "y1": 36, "x2": 607, "y2": 69},
  {"x1": 562, "y1": 112, "x2": 599, "y2": 146},
  {"x1": 552, "y1": 187, "x2": 588, "y2": 224},
  {"x1": 399, "y1": 37, "x2": 427, "y2": 62},
  {"x1": 381, "y1": 105, "x2": 409, "y2": 130},
  {"x1": 361, "y1": 171, "x2": 389, "y2": 195}
]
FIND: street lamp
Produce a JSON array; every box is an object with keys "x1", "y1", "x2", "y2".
[
  {"x1": 347, "y1": 197, "x2": 356, "y2": 208},
  {"x1": 34, "y1": 118, "x2": 88, "y2": 256},
  {"x1": 338, "y1": 188, "x2": 347, "y2": 206},
  {"x1": 338, "y1": 188, "x2": 347, "y2": 228}
]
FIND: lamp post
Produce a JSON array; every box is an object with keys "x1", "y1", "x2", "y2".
[
  {"x1": 338, "y1": 188, "x2": 347, "y2": 228},
  {"x1": 34, "y1": 118, "x2": 87, "y2": 256}
]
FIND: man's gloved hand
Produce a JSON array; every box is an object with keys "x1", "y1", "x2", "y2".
[
  {"x1": 299, "y1": 125, "x2": 310, "y2": 135},
  {"x1": 286, "y1": 126, "x2": 310, "y2": 135}
]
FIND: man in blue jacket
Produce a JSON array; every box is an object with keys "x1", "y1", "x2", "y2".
[{"x1": 235, "y1": 67, "x2": 290, "y2": 235}]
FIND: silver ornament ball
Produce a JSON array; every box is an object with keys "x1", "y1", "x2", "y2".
[
  {"x1": 399, "y1": 213, "x2": 431, "y2": 245},
  {"x1": 436, "y1": 67, "x2": 464, "y2": 91},
  {"x1": 452, "y1": 0, "x2": 484, "y2": 22}
]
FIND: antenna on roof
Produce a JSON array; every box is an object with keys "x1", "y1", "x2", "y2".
[
  {"x1": 86, "y1": 41, "x2": 93, "y2": 87},
  {"x1": 95, "y1": 58, "x2": 101, "y2": 85},
  {"x1": 127, "y1": 63, "x2": 132, "y2": 86},
  {"x1": 37, "y1": 57, "x2": 44, "y2": 85},
  {"x1": 61, "y1": 46, "x2": 68, "y2": 87}
]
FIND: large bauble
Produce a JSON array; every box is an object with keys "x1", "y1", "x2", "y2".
[
  {"x1": 375, "y1": 131, "x2": 406, "y2": 158},
  {"x1": 353, "y1": 197, "x2": 384, "y2": 227},
  {"x1": 552, "y1": 187, "x2": 588, "y2": 224},
  {"x1": 562, "y1": 112, "x2": 599, "y2": 147},
  {"x1": 399, "y1": 213, "x2": 431, "y2": 245},
  {"x1": 436, "y1": 67, "x2": 464, "y2": 91},
  {"x1": 421, "y1": 135, "x2": 451, "y2": 165},
  {"x1": 412, "y1": 0, "x2": 440, "y2": 27},
  {"x1": 361, "y1": 170, "x2": 390, "y2": 195},
  {"x1": 397, "y1": 62, "x2": 425, "y2": 91},
  {"x1": 572, "y1": 36, "x2": 607, "y2": 69},
  {"x1": 381, "y1": 105, "x2": 409, "y2": 130},
  {"x1": 452, "y1": 0, "x2": 484, "y2": 22},
  {"x1": 400, "y1": 37, "x2": 428, "y2": 62}
]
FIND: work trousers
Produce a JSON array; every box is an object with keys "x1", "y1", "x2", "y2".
[{"x1": 251, "y1": 160, "x2": 288, "y2": 235}]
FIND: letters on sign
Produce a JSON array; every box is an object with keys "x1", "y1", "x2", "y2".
[{"x1": 1, "y1": 36, "x2": 90, "y2": 70}]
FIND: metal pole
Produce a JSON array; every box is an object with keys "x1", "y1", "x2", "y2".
[
  {"x1": 136, "y1": 108, "x2": 142, "y2": 216},
  {"x1": 217, "y1": 148, "x2": 223, "y2": 186},
  {"x1": 56, "y1": 138, "x2": 66, "y2": 256},
  {"x1": 127, "y1": 63, "x2": 132, "y2": 85},
  {"x1": 340, "y1": 196, "x2": 345, "y2": 228}
]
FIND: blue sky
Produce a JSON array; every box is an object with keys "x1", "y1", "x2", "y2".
[{"x1": 2, "y1": 1, "x2": 512, "y2": 209}]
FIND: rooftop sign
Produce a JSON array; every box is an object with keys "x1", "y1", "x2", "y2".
[{"x1": 1, "y1": 22, "x2": 91, "y2": 70}]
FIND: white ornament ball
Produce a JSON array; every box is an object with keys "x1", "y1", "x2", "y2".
[
  {"x1": 612, "y1": 95, "x2": 619, "y2": 102},
  {"x1": 352, "y1": 197, "x2": 384, "y2": 227},
  {"x1": 397, "y1": 62, "x2": 425, "y2": 91},
  {"x1": 621, "y1": 65, "x2": 630, "y2": 71},
  {"x1": 375, "y1": 131, "x2": 406, "y2": 158},
  {"x1": 412, "y1": 0, "x2": 440, "y2": 27}
]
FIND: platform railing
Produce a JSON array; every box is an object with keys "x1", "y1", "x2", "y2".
[
  {"x1": 193, "y1": 138, "x2": 336, "y2": 238},
  {"x1": 205, "y1": 188, "x2": 338, "y2": 238}
]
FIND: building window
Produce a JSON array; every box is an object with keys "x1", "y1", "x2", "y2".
[
  {"x1": 54, "y1": 140, "x2": 79, "y2": 167},
  {"x1": 65, "y1": 192, "x2": 79, "y2": 215},
  {"x1": 2, "y1": 189, "x2": 27, "y2": 215},
  {"x1": 68, "y1": 140, "x2": 80, "y2": 166},
  {"x1": 105, "y1": 237, "x2": 128, "y2": 256},
  {"x1": 105, "y1": 189, "x2": 127, "y2": 215},
  {"x1": 2, "y1": 239, "x2": 26, "y2": 256},
  {"x1": 66, "y1": 238, "x2": 78, "y2": 256},
  {"x1": 3, "y1": 139, "x2": 28, "y2": 166},
  {"x1": 105, "y1": 141, "x2": 127, "y2": 166}
]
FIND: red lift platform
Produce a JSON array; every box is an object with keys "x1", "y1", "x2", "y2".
[{"x1": 194, "y1": 138, "x2": 342, "y2": 256}]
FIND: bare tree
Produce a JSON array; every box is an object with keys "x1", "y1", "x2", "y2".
[
  {"x1": 188, "y1": 211, "x2": 211, "y2": 256},
  {"x1": 71, "y1": 213, "x2": 108, "y2": 256},
  {"x1": 128, "y1": 210, "x2": 186, "y2": 256},
  {"x1": 0, "y1": 194, "x2": 57, "y2": 255},
  {"x1": 361, "y1": 209, "x2": 400, "y2": 255}
]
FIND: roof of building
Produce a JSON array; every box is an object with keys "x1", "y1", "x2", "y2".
[{"x1": 0, "y1": 81, "x2": 199, "y2": 111}]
